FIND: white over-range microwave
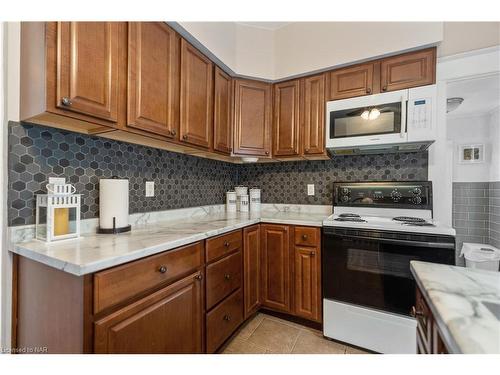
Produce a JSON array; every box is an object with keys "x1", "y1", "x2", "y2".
[{"x1": 325, "y1": 85, "x2": 437, "y2": 155}]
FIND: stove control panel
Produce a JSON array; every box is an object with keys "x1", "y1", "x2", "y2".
[{"x1": 334, "y1": 182, "x2": 432, "y2": 209}]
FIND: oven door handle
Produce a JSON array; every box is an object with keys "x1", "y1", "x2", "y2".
[{"x1": 327, "y1": 234, "x2": 455, "y2": 249}]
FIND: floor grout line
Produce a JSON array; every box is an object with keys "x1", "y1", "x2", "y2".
[{"x1": 289, "y1": 329, "x2": 303, "y2": 354}]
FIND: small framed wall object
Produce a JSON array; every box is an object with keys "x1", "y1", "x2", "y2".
[{"x1": 459, "y1": 144, "x2": 485, "y2": 164}]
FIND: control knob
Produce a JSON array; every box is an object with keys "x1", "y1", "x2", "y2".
[
  {"x1": 412, "y1": 187, "x2": 422, "y2": 195},
  {"x1": 390, "y1": 189, "x2": 402, "y2": 202},
  {"x1": 411, "y1": 196, "x2": 422, "y2": 205}
]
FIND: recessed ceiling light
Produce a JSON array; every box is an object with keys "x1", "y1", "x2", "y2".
[{"x1": 447, "y1": 97, "x2": 464, "y2": 113}]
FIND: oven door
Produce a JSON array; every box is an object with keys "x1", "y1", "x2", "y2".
[
  {"x1": 322, "y1": 228, "x2": 455, "y2": 316},
  {"x1": 325, "y1": 89, "x2": 408, "y2": 148}
]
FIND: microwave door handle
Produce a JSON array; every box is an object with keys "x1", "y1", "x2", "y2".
[{"x1": 400, "y1": 95, "x2": 407, "y2": 138}]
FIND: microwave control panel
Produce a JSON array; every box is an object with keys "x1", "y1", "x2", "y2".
[{"x1": 407, "y1": 85, "x2": 437, "y2": 142}]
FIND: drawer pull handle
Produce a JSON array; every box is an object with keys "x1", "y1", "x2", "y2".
[
  {"x1": 195, "y1": 274, "x2": 203, "y2": 281},
  {"x1": 302, "y1": 234, "x2": 308, "y2": 240},
  {"x1": 224, "y1": 274, "x2": 231, "y2": 280},
  {"x1": 61, "y1": 97, "x2": 72, "y2": 106},
  {"x1": 158, "y1": 265, "x2": 167, "y2": 274},
  {"x1": 223, "y1": 315, "x2": 231, "y2": 321},
  {"x1": 224, "y1": 241, "x2": 230, "y2": 247},
  {"x1": 410, "y1": 306, "x2": 424, "y2": 318}
]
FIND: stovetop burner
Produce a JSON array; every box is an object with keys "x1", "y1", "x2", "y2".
[
  {"x1": 402, "y1": 222, "x2": 436, "y2": 227},
  {"x1": 392, "y1": 216, "x2": 426, "y2": 223},
  {"x1": 334, "y1": 217, "x2": 367, "y2": 223},
  {"x1": 339, "y1": 213, "x2": 361, "y2": 218}
]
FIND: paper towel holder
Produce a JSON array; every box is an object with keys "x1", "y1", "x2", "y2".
[
  {"x1": 97, "y1": 217, "x2": 131, "y2": 234},
  {"x1": 98, "y1": 176, "x2": 132, "y2": 234}
]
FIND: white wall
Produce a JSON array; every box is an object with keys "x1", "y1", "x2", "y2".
[
  {"x1": 235, "y1": 24, "x2": 275, "y2": 79},
  {"x1": 447, "y1": 113, "x2": 494, "y2": 182},
  {"x1": 274, "y1": 22, "x2": 443, "y2": 79},
  {"x1": 439, "y1": 22, "x2": 500, "y2": 58}
]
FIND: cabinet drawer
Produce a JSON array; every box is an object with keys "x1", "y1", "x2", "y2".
[
  {"x1": 294, "y1": 226, "x2": 320, "y2": 247},
  {"x1": 206, "y1": 288, "x2": 243, "y2": 353},
  {"x1": 94, "y1": 242, "x2": 204, "y2": 314},
  {"x1": 206, "y1": 230, "x2": 242, "y2": 263},
  {"x1": 206, "y1": 250, "x2": 242, "y2": 310}
]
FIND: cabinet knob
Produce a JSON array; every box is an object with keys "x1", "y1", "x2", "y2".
[
  {"x1": 302, "y1": 234, "x2": 308, "y2": 240},
  {"x1": 61, "y1": 97, "x2": 72, "y2": 106},
  {"x1": 304, "y1": 148, "x2": 309, "y2": 153},
  {"x1": 265, "y1": 151, "x2": 269, "y2": 155},
  {"x1": 223, "y1": 315, "x2": 231, "y2": 321},
  {"x1": 310, "y1": 251, "x2": 316, "y2": 257},
  {"x1": 182, "y1": 134, "x2": 188, "y2": 140},
  {"x1": 410, "y1": 306, "x2": 424, "y2": 317},
  {"x1": 224, "y1": 241, "x2": 230, "y2": 247},
  {"x1": 224, "y1": 274, "x2": 231, "y2": 280},
  {"x1": 158, "y1": 265, "x2": 167, "y2": 274},
  {"x1": 382, "y1": 86, "x2": 387, "y2": 92},
  {"x1": 366, "y1": 88, "x2": 372, "y2": 94},
  {"x1": 195, "y1": 274, "x2": 203, "y2": 281},
  {"x1": 171, "y1": 129, "x2": 176, "y2": 136}
]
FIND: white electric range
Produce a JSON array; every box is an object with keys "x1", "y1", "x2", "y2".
[{"x1": 321, "y1": 182, "x2": 456, "y2": 354}]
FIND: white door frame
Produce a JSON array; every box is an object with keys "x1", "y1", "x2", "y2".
[{"x1": 429, "y1": 45, "x2": 500, "y2": 226}]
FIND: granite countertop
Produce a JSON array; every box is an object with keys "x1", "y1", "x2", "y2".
[
  {"x1": 10, "y1": 210, "x2": 328, "y2": 276},
  {"x1": 410, "y1": 261, "x2": 500, "y2": 354}
]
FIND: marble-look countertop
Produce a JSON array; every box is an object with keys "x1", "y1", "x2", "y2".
[
  {"x1": 410, "y1": 261, "x2": 500, "y2": 354},
  {"x1": 10, "y1": 210, "x2": 329, "y2": 276}
]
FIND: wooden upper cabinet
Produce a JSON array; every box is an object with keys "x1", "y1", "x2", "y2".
[
  {"x1": 180, "y1": 39, "x2": 213, "y2": 149},
  {"x1": 56, "y1": 22, "x2": 122, "y2": 123},
  {"x1": 243, "y1": 225, "x2": 261, "y2": 319},
  {"x1": 94, "y1": 272, "x2": 203, "y2": 354},
  {"x1": 127, "y1": 22, "x2": 180, "y2": 138},
  {"x1": 380, "y1": 48, "x2": 436, "y2": 92},
  {"x1": 213, "y1": 67, "x2": 233, "y2": 154},
  {"x1": 301, "y1": 74, "x2": 326, "y2": 156},
  {"x1": 260, "y1": 224, "x2": 291, "y2": 313},
  {"x1": 273, "y1": 80, "x2": 300, "y2": 157},
  {"x1": 328, "y1": 63, "x2": 374, "y2": 100},
  {"x1": 233, "y1": 79, "x2": 272, "y2": 157}
]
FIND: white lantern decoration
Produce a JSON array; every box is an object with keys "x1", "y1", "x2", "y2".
[{"x1": 36, "y1": 178, "x2": 81, "y2": 242}]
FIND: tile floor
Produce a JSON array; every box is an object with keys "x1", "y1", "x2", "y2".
[{"x1": 219, "y1": 313, "x2": 372, "y2": 354}]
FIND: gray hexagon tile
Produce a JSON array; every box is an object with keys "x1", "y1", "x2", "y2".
[{"x1": 8, "y1": 121, "x2": 428, "y2": 226}]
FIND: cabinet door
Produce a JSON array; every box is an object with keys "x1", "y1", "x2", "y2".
[
  {"x1": 273, "y1": 80, "x2": 300, "y2": 157},
  {"x1": 56, "y1": 22, "x2": 121, "y2": 122},
  {"x1": 380, "y1": 48, "x2": 436, "y2": 92},
  {"x1": 94, "y1": 272, "x2": 203, "y2": 354},
  {"x1": 213, "y1": 67, "x2": 233, "y2": 154},
  {"x1": 243, "y1": 225, "x2": 261, "y2": 318},
  {"x1": 127, "y1": 22, "x2": 179, "y2": 138},
  {"x1": 180, "y1": 39, "x2": 213, "y2": 149},
  {"x1": 327, "y1": 63, "x2": 374, "y2": 100},
  {"x1": 294, "y1": 246, "x2": 321, "y2": 322},
  {"x1": 233, "y1": 79, "x2": 272, "y2": 157},
  {"x1": 260, "y1": 224, "x2": 291, "y2": 313},
  {"x1": 301, "y1": 74, "x2": 326, "y2": 156}
]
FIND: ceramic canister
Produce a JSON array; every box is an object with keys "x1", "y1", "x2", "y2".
[
  {"x1": 226, "y1": 191, "x2": 237, "y2": 212},
  {"x1": 235, "y1": 186, "x2": 248, "y2": 211},
  {"x1": 249, "y1": 188, "x2": 261, "y2": 212},
  {"x1": 239, "y1": 194, "x2": 249, "y2": 212}
]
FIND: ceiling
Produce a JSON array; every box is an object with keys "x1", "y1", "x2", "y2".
[
  {"x1": 447, "y1": 73, "x2": 500, "y2": 118},
  {"x1": 236, "y1": 22, "x2": 290, "y2": 30}
]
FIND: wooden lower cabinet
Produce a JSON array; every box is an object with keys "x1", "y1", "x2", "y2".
[
  {"x1": 414, "y1": 286, "x2": 450, "y2": 354},
  {"x1": 243, "y1": 225, "x2": 261, "y2": 318},
  {"x1": 260, "y1": 224, "x2": 291, "y2": 313},
  {"x1": 293, "y1": 245, "x2": 321, "y2": 322},
  {"x1": 94, "y1": 271, "x2": 203, "y2": 353}
]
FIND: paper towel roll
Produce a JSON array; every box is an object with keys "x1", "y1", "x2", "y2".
[{"x1": 99, "y1": 178, "x2": 129, "y2": 230}]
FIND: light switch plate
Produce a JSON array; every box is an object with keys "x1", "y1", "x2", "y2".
[
  {"x1": 307, "y1": 184, "x2": 315, "y2": 196},
  {"x1": 145, "y1": 181, "x2": 155, "y2": 197}
]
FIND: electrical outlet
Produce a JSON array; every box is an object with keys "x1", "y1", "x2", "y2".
[
  {"x1": 145, "y1": 181, "x2": 155, "y2": 197},
  {"x1": 307, "y1": 184, "x2": 315, "y2": 196}
]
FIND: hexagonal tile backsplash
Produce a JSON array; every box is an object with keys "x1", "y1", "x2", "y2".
[{"x1": 8, "y1": 122, "x2": 428, "y2": 226}]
